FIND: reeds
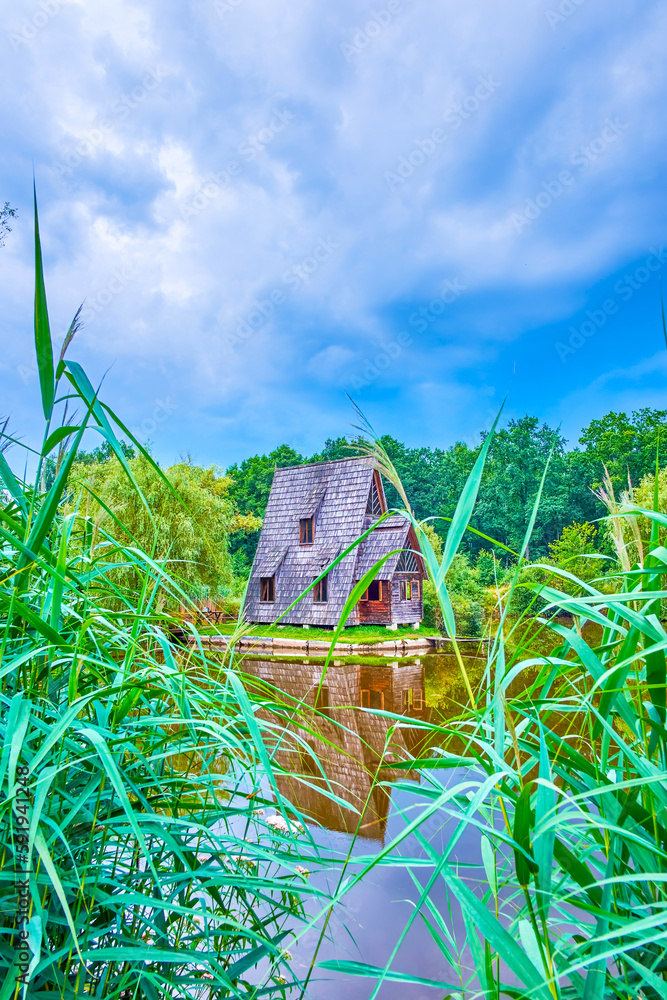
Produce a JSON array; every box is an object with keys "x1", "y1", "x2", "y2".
[
  {"x1": 0, "y1": 193, "x2": 328, "y2": 998},
  {"x1": 321, "y1": 414, "x2": 667, "y2": 999},
  {"x1": 5, "y1": 190, "x2": 667, "y2": 1000}
]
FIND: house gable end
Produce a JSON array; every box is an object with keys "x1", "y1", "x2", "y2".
[{"x1": 245, "y1": 458, "x2": 376, "y2": 624}]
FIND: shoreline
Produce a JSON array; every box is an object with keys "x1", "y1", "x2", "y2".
[{"x1": 185, "y1": 633, "x2": 488, "y2": 656}]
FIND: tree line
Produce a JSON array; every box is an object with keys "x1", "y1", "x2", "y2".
[
  {"x1": 226, "y1": 408, "x2": 667, "y2": 574},
  {"x1": 62, "y1": 407, "x2": 667, "y2": 603}
]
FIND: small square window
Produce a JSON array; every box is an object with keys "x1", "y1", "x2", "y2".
[
  {"x1": 313, "y1": 575, "x2": 328, "y2": 603},
  {"x1": 300, "y1": 517, "x2": 314, "y2": 544},
  {"x1": 260, "y1": 576, "x2": 275, "y2": 602},
  {"x1": 361, "y1": 580, "x2": 382, "y2": 601}
]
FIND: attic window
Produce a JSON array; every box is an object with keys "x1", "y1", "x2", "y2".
[
  {"x1": 299, "y1": 517, "x2": 314, "y2": 545},
  {"x1": 366, "y1": 478, "x2": 383, "y2": 517},
  {"x1": 313, "y1": 574, "x2": 328, "y2": 603},
  {"x1": 397, "y1": 549, "x2": 419, "y2": 573},
  {"x1": 260, "y1": 576, "x2": 275, "y2": 603},
  {"x1": 360, "y1": 580, "x2": 383, "y2": 601}
]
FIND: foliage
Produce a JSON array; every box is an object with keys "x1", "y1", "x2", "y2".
[
  {"x1": 580, "y1": 406, "x2": 667, "y2": 491},
  {"x1": 75, "y1": 438, "x2": 137, "y2": 465},
  {"x1": 449, "y1": 590, "x2": 484, "y2": 637},
  {"x1": 0, "y1": 201, "x2": 17, "y2": 248},
  {"x1": 422, "y1": 541, "x2": 485, "y2": 636},
  {"x1": 548, "y1": 520, "x2": 602, "y2": 582},
  {"x1": 422, "y1": 578, "x2": 442, "y2": 631},
  {"x1": 226, "y1": 410, "x2": 667, "y2": 574},
  {"x1": 613, "y1": 466, "x2": 667, "y2": 561},
  {"x1": 476, "y1": 547, "x2": 501, "y2": 586},
  {"x1": 0, "y1": 199, "x2": 327, "y2": 997},
  {"x1": 42, "y1": 438, "x2": 136, "y2": 491},
  {"x1": 505, "y1": 561, "x2": 553, "y2": 615},
  {"x1": 420, "y1": 521, "x2": 443, "y2": 561},
  {"x1": 66, "y1": 456, "x2": 260, "y2": 606}
]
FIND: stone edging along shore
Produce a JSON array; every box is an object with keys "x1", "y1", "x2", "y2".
[{"x1": 186, "y1": 634, "x2": 487, "y2": 656}]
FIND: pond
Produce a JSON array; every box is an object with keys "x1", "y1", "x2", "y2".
[{"x1": 240, "y1": 652, "x2": 490, "y2": 999}]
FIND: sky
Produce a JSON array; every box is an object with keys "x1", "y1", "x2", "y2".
[{"x1": 1, "y1": 0, "x2": 667, "y2": 469}]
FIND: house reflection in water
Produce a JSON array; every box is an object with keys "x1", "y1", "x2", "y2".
[{"x1": 242, "y1": 658, "x2": 428, "y2": 842}]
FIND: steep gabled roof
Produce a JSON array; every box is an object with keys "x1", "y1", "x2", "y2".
[
  {"x1": 245, "y1": 458, "x2": 378, "y2": 624},
  {"x1": 244, "y1": 457, "x2": 422, "y2": 625},
  {"x1": 353, "y1": 519, "x2": 411, "y2": 580}
]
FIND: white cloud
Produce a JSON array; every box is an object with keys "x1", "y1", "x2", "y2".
[{"x1": 1, "y1": 0, "x2": 666, "y2": 461}]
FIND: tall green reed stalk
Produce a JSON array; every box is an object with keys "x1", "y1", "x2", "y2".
[{"x1": 0, "y1": 192, "x2": 331, "y2": 998}]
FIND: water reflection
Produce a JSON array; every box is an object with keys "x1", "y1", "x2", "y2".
[{"x1": 242, "y1": 657, "x2": 429, "y2": 841}]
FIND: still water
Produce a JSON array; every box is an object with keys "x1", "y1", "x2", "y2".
[{"x1": 241, "y1": 653, "x2": 488, "y2": 999}]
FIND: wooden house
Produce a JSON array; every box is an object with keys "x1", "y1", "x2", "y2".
[{"x1": 244, "y1": 457, "x2": 425, "y2": 627}]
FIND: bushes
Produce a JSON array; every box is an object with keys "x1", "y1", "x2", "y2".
[{"x1": 422, "y1": 554, "x2": 486, "y2": 636}]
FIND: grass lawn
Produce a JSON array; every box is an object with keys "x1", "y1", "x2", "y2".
[{"x1": 199, "y1": 623, "x2": 441, "y2": 643}]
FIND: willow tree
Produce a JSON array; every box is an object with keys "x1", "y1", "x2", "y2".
[{"x1": 67, "y1": 456, "x2": 261, "y2": 607}]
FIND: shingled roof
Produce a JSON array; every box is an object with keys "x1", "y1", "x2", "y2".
[{"x1": 244, "y1": 457, "x2": 418, "y2": 626}]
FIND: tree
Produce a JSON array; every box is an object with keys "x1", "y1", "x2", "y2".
[
  {"x1": 579, "y1": 409, "x2": 667, "y2": 491},
  {"x1": 0, "y1": 202, "x2": 17, "y2": 248},
  {"x1": 473, "y1": 418, "x2": 567, "y2": 558},
  {"x1": 549, "y1": 521, "x2": 602, "y2": 582},
  {"x1": 67, "y1": 456, "x2": 260, "y2": 606},
  {"x1": 76, "y1": 439, "x2": 136, "y2": 465},
  {"x1": 613, "y1": 467, "x2": 667, "y2": 565}
]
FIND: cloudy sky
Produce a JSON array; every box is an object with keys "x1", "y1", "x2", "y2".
[{"x1": 1, "y1": 0, "x2": 667, "y2": 468}]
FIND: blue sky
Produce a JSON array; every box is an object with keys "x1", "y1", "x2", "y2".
[{"x1": 1, "y1": 0, "x2": 667, "y2": 469}]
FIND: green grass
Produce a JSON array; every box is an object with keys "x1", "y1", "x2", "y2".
[{"x1": 200, "y1": 622, "x2": 438, "y2": 642}]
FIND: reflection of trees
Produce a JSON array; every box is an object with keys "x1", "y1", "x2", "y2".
[{"x1": 242, "y1": 659, "x2": 427, "y2": 841}]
